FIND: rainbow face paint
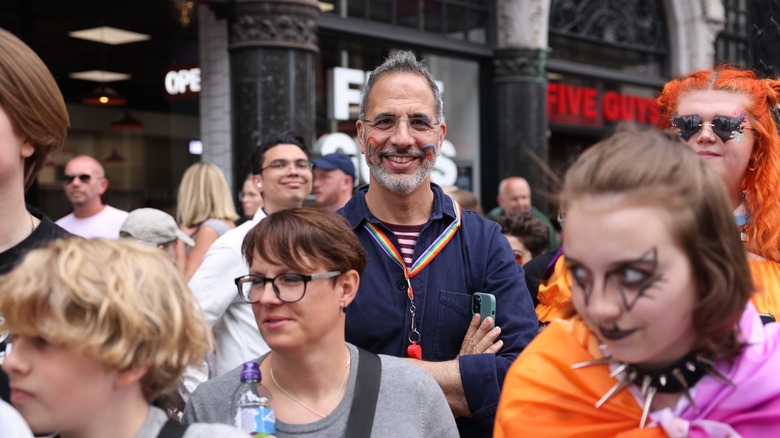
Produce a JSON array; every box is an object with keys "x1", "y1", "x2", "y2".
[
  {"x1": 422, "y1": 144, "x2": 436, "y2": 160},
  {"x1": 366, "y1": 136, "x2": 378, "y2": 165}
]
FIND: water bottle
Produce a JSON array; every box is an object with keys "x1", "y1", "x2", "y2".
[{"x1": 231, "y1": 361, "x2": 276, "y2": 437}]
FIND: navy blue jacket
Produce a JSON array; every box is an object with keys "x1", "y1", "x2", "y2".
[{"x1": 340, "y1": 184, "x2": 539, "y2": 437}]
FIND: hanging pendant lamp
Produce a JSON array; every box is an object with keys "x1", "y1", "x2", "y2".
[
  {"x1": 111, "y1": 111, "x2": 143, "y2": 129},
  {"x1": 82, "y1": 84, "x2": 127, "y2": 106}
]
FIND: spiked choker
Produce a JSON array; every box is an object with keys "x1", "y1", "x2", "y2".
[{"x1": 573, "y1": 350, "x2": 735, "y2": 428}]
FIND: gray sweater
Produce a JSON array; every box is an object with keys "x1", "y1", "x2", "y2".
[{"x1": 184, "y1": 343, "x2": 458, "y2": 437}]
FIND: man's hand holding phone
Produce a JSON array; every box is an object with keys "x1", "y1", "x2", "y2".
[{"x1": 460, "y1": 293, "x2": 502, "y2": 356}]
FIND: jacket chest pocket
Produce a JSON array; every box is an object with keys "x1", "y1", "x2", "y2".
[{"x1": 433, "y1": 289, "x2": 472, "y2": 359}]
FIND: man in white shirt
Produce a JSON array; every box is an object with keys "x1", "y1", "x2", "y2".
[
  {"x1": 56, "y1": 155, "x2": 128, "y2": 239},
  {"x1": 183, "y1": 130, "x2": 312, "y2": 396}
]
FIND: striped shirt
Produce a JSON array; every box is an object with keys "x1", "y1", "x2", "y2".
[{"x1": 382, "y1": 222, "x2": 424, "y2": 268}]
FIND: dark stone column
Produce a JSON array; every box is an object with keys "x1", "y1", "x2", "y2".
[
  {"x1": 493, "y1": 47, "x2": 550, "y2": 214},
  {"x1": 227, "y1": 0, "x2": 319, "y2": 191},
  {"x1": 750, "y1": 0, "x2": 780, "y2": 77}
]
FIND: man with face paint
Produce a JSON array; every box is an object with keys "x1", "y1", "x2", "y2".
[{"x1": 339, "y1": 51, "x2": 538, "y2": 436}]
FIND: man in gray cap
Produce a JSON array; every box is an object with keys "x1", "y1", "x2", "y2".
[
  {"x1": 120, "y1": 208, "x2": 194, "y2": 265},
  {"x1": 312, "y1": 152, "x2": 356, "y2": 211}
]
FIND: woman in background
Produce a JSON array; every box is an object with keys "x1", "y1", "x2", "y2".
[
  {"x1": 658, "y1": 66, "x2": 780, "y2": 320},
  {"x1": 496, "y1": 130, "x2": 780, "y2": 436},
  {"x1": 177, "y1": 162, "x2": 238, "y2": 280},
  {"x1": 237, "y1": 173, "x2": 263, "y2": 225}
]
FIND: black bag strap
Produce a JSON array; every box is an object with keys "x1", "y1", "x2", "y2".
[
  {"x1": 345, "y1": 347, "x2": 382, "y2": 438},
  {"x1": 157, "y1": 420, "x2": 189, "y2": 438}
]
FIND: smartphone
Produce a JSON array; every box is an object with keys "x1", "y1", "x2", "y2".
[{"x1": 472, "y1": 292, "x2": 496, "y2": 322}]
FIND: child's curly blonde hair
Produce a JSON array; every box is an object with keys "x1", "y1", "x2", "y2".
[{"x1": 0, "y1": 238, "x2": 212, "y2": 401}]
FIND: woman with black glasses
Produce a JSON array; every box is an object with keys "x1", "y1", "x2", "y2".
[{"x1": 184, "y1": 207, "x2": 457, "y2": 437}]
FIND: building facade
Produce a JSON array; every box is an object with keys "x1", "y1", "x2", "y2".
[{"x1": 2, "y1": 1, "x2": 748, "y2": 217}]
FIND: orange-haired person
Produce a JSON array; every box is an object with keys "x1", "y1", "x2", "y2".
[{"x1": 658, "y1": 66, "x2": 780, "y2": 320}]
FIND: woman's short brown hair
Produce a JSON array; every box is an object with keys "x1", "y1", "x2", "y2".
[
  {"x1": 0, "y1": 238, "x2": 211, "y2": 401},
  {"x1": 243, "y1": 207, "x2": 367, "y2": 277},
  {"x1": 0, "y1": 28, "x2": 69, "y2": 190},
  {"x1": 561, "y1": 129, "x2": 753, "y2": 359}
]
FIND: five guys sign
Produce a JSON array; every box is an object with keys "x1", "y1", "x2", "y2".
[{"x1": 547, "y1": 82, "x2": 661, "y2": 127}]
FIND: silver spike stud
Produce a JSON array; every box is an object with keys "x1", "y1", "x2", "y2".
[
  {"x1": 595, "y1": 370, "x2": 636, "y2": 408},
  {"x1": 572, "y1": 355, "x2": 613, "y2": 369},
  {"x1": 704, "y1": 365, "x2": 737, "y2": 387},
  {"x1": 640, "y1": 375, "x2": 652, "y2": 397},
  {"x1": 695, "y1": 354, "x2": 715, "y2": 367},
  {"x1": 639, "y1": 386, "x2": 657, "y2": 428},
  {"x1": 658, "y1": 374, "x2": 667, "y2": 387},
  {"x1": 609, "y1": 363, "x2": 628, "y2": 378},
  {"x1": 685, "y1": 361, "x2": 697, "y2": 373},
  {"x1": 672, "y1": 368, "x2": 700, "y2": 414}
]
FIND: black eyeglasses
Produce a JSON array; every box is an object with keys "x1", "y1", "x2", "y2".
[
  {"x1": 234, "y1": 271, "x2": 341, "y2": 303},
  {"x1": 670, "y1": 115, "x2": 753, "y2": 143},
  {"x1": 261, "y1": 159, "x2": 313, "y2": 173},
  {"x1": 63, "y1": 174, "x2": 92, "y2": 184}
]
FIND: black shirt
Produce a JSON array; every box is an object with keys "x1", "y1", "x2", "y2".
[{"x1": 0, "y1": 209, "x2": 70, "y2": 403}]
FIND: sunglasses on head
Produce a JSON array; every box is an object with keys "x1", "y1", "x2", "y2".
[
  {"x1": 670, "y1": 115, "x2": 750, "y2": 143},
  {"x1": 64, "y1": 174, "x2": 92, "y2": 184}
]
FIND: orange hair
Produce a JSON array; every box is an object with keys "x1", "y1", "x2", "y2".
[{"x1": 658, "y1": 66, "x2": 780, "y2": 262}]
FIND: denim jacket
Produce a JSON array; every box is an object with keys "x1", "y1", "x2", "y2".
[{"x1": 340, "y1": 184, "x2": 539, "y2": 437}]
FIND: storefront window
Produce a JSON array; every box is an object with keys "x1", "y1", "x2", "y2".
[
  {"x1": 715, "y1": 0, "x2": 750, "y2": 66},
  {"x1": 320, "y1": 0, "x2": 490, "y2": 44},
  {"x1": 549, "y1": 0, "x2": 668, "y2": 78}
]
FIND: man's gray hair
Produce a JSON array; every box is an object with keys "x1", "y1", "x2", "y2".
[{"x1": 358, "y1": 50, "x2": 444, "y2": 122}]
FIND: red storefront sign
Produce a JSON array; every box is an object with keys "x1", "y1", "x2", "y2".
[{"x1": 547, "y1": 83, "x2": 661, "y2": 127}]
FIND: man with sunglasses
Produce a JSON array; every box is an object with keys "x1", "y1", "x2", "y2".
[{"x1": 55, "y1": 155, "x2": 128, "y2": 239}]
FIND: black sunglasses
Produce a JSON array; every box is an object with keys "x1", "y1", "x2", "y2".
[
  {"x1": 670, "y1": 115, "x2": 751, "y2": 143},
  {"x1": 64, "y1": 174, "x2": 92, "y2": 184}
]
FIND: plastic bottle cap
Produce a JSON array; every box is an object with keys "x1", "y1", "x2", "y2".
[{"x1": 240, "y1": 361, "x2": 261, "y2": 381}]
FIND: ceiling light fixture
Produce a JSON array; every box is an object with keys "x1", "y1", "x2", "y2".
[
  {"x1": 68, "y1": 26, "x2": 151, "y2": 45},
  {"x1": 111, "y1": 111, "x2": 143, "y2": 129},
  {"x1": 82, "y1": 84, "x2": 127, "y2": 106},
  {"x1": 69, "y1": 70, "x2": 132, "y2": 82},
  {"x1": 104, "y1": 149, "x2": 126, "y2": 164}
]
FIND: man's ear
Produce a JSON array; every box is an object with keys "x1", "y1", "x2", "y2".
[
  {"x1": 356, "y1": 120, "x2": 366, "y2": 155},
  {"x1": 252, "y1": 174, "x2": 263, "y2": 192},
  {"x1": 97, "y1": 177, "x2": 109, "y2": 195},
  {"x1": 437, "y1": 121, "x2": 447, "y2": 153}
]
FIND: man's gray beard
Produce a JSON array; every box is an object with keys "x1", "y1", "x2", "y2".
[{"x1": 368, "y1": 157, "x2": 435, "y2": 195}]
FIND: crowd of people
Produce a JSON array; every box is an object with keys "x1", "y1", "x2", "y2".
[{"x1": 2, "y1": 23, "x2": 780, "y2": 438}]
